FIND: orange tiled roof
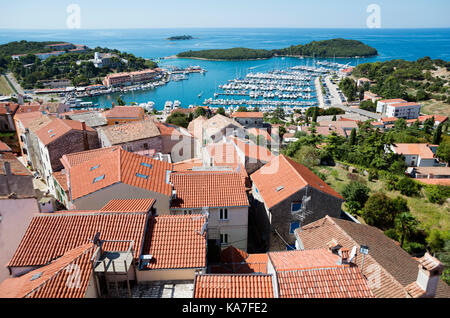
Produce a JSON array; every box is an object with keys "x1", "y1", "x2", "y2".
[
  {"x1": 389, "y1": 102, "x2": 420, "y2": 108},
  {"x1": 194, "y1": 274, "x2": 274, "y2": 298},
  {"x1": 141, "y1": 215, "x2": 207, "y2": 269},
  {"x1": 69, "y1": 148, "x2": 173, "y2": 200},
  {"x1": 0, "y1": 102, "x2": 20, "y2": 114},
  {"x1": 0, "y1": 244, "x2": 95, "y2": 298},
  {"x1": 295, "y1": 216, "x2": 450, "y2": 298},
  {"x1": 378, "y1": 99, "x2": 406, "y2": 104},
  {"x1": 206, "y1": 141, "x2": 241, "y2": 167},
  {"x1": 170, "y1": 171, "x2": 249, "y2": 209},
  {"x1": 276, "y1": 267, "x2": 374, "y2": 298},
  {"x1": 0, "y1": 152, "x2": 31, "y2": 176},
  {"x1": 418, "y1": 115, "x2": 448, "y2": 123},
  {"x1": 173, "y1": 158, "x2": 204, "y2": 171},
  {"x1": 231, "y1": 112, "x2": 263, "y2": 118},
  {"x1": 61, "y1": 146, "x2": 121, "y2": 168},
  {"x1": 247, "y1": 127, "x2": 272, "y2": 142},
  {"x1": 34, "y1": 118, "x2": 95, "y2": 146},
  {"x1": 0, "y1": 141, "x2": 12, "y2": 152},
  {"x1": 100, "y1": 198, "x2": 155, "y2": 212},
  {"x1": 392, "y1": 143, "x2": 435, "y2": 159},
  {"x1": 218, "y1": 246, "x2": 268, "y2": 274},
  {"x1": 52, "y1": 170, "x2": 68, "y2": 192},
  {"x1": 98, "y1": 119, "x2": 161, "y2": 145},
  {"x1": 268, "y1": 249, "x2": 342, "y2": 272},
  {"x1": 251, "y1": 155, "x2": 343, "y2": 209},
  {"x1": 416, "y1": 178, "x2": 450, "y2": 186},
  {"x1": 229, "y1": 137, "x2": 274, "y2": 162},
  {"x1": 104, "y1": 106, "x2": 144, "y2": 119},
  {"x1": 8, "y1": 210, "x2": 148, "y2": 267}
]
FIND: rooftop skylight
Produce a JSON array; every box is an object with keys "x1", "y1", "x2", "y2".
[
  {"x1": 141, "y1": 162, "x2": 153, "y2": 169},
  {"x1": 136, "y1": 173, "x2": 149, "y2": 179},
  {"x1": 275, "y1": 185, "x2": 284, "y2": 192},
  {"x1": 90, "y1": 164, "x2": 100, "y2": 171},
  {"x1": 93, "y1": 175, "x2": 105, "y2": 183}
]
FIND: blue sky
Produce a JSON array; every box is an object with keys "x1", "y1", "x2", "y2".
[{"x1": 1, "y1": 0, "x2": 449, "y2": 29}]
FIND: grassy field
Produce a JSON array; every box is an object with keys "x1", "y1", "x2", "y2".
[
  {"x1": 421, "y1": 99, "x2": 450, "y2": 117},
  {"x1": 0, "y1": 75, "x2": 14, "y2": 95},
  {"x1": 319, "y1": 164, "x2": 450, "y2": 232}
]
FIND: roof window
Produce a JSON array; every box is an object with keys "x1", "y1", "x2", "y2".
[
  {"x1": 90, "y1": 164, "x2": 100, "y2": 171},
  {"x1": 136, "y1": 173, "x2": 149, "y2": 179},
  {"x1": 141, "y1": 162, "x2": 153, "y2": 169},
  {"x1": 275, "y1": 185, "x2": 284, "y2": 192},
  {"x1": 93, "y1": 175, "x2": 105, "y2": 183}
]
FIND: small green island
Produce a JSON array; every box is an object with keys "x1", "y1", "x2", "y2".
[
  {"x1": 167, "y1": 35, "x2": 194, "y2": 41},
  {"x1": 177, "y1": 38, "x2": 378, "y2": 60}
]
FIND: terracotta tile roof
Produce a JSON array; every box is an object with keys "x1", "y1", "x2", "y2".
[
  {"x1": 173, "y1": 158, "x2": 204, "y2": 171},
  {"x1": 170, "y1": 171, "x2": 249, "y2": 209},
  {"x1": 187, "y1": 116, "x2": 207, "y2": 141},
  {"x1": 156, "y1": 122, "x2": 182, "y2": 137},
  {"x1": 34, "y1": 118, "x2": 95, "y2": 146},
  {"x1": 0, "y1": 141, "x2": 12, "y2": 152},
  {"x1": 229, "y1": 137, "x2": 274, "y2": 162},
  {"x1": 104, "y1": 106, "x2": 144, "y2": 119},
  {"x1": 276, "y1": 267, "x2": 374, "y2": 298},
  {"x1": 392, "y1": 143, "x2": 435, "y2": 159},
  {"x1": 15, "y1": 105, "x2": 42, "y2": 114},
  {"x1": 8, "y1": 210, "x2": 148, "y2": 267},
  {"x1": 295, "y1": 216, "x2": 450, "y2": 298},
  {"x1": 141, "y1": 215, "x2": 207, "y2": 269},
  {"x1": 61, "y1": 146, "x2": 121, "y2": 168},
  {"x1": 194, "y1": 274, "x2": 274, "y2": 298},
  {"x1": 217, "y1": 246, "x2": 268, "y2": 274},
  {"x1": 251, "y1": 155, "x2": 343, "y2": 209},
  {"x1": 15, "y1": 112, "x2": 53, "y2": 132},
  {"x1": 206, "y1": 141, "x2": 241, "y2": 167},
  {"x1": 405, "y1": 282, "x2": 427, "y2": 298},
  {"x1": 231, "y1": 112, "x2": 263, "y2": 118},
  {"x1": 381, "y1": 117, "x2": 398, "y2": 122},
  {"x1": 0, "y1": 152, "x2": 31, "y2": 176},
  {"x1": 69, "y1": 148, "x2": 173, "y2": 200},
  {"x1": 389, "y1": 102, "x2": 420, "y2": 108},
  {"x1": 52, "y1": 170, "x2": 68, "y2": 192},
  {"x1": 378, "y1": 99, "x2": 407, "y2": 104},
  {"x1": 268, "y1": 249, "x2": 342, "y2": 272},
  {"x1": 0, "y1": 244, "x2": 95, "y2": 298},
  {"x1": 100, "y1": 198, "x2": 155, "y2": 212},
  {"x1": 0, "y1": 102, "x2": 20, "y2": 114},
  {"x1": 247, "y1": 128, "x2": 272, "y2": 142},
  {"x1": 416, "y1": 178, "x2": 450, "y2": 186},
  {"x1": 418, "y1": 115, "x2": 448, "y2": 123},
  {"x1": 98, "y1": 119, "x2": 161, "y2": 145}
]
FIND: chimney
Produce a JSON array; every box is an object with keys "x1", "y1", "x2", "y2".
[
  {"x1": 414, "y1": 252, "x2": 445, "y2": 297},
  {"x1": 338, "y1": 248, "x2": 349, "y2": 265},
  {"x1": 3, "y1": 161, "x2": 11, "y2": 176},
  {"x1": 5, "y1": 104, "x2": 11, "y2": 114},
  {"x1": 81, "y1": 121, "x2": 89, "y2": 151}
]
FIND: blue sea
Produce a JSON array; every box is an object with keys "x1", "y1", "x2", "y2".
[{"x1": 1, "y1": 28, "x2": 449, "y2": 109}]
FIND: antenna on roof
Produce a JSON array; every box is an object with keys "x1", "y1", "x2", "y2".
[
  {"x1": 92, "y1": 232, "x2": 101, "y2": 246},
  {"x1": 292, "y1": 187, "x2": 313, "y2": 231}
]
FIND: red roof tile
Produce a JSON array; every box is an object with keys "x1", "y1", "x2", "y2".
[
  {"x1": 0, "y1": 102, "x2": 20, "y2": 114},
  {"x1": 229, "y1": 137, "x2": 274, "y2": 162},
  {"x1": 170, "y1": 171, "x2": 249, "y2": 209},
  {"x1": 231, "y1": 112, "x2": 264, "y2": 119},
  {"x1": 100, "y1": 198, "x2": 155, "y2": 212},
  {"x1": 251, "y1": 155, "x2": 343, "y2": 209},
  {"x1": 277, "y1": 267, "x2": 374, "y2": 298},
  {"x1": 8, "y1": 211, "x2": 148, "y2": 267},
  {"x1": 104, "y1": 106, "x2": 144, "y2": 119},
  {"x1": 61, "y1": 146, "x2": 121, "y2": 168},
  {"x1": 141, "y1": 215, "x2": 207, "y2": 269},
  {"x1": 392, "y1": 143, "x2": 435, "y2": 159},
  {"x1": 0, "y1": 152, "x2": 31, "y2": 176},
  {"x1": 268, "y1": 249, "x2": 342, "y2": 272},
  {"x1": 0, "y1": 141, "x2": 12, "y2": 152},
  {"x1": 34, "y1": 118, "x2": 95, "y2": 146},
  {"x1": 194, "y1": 274, "x2": 274, "y2": 298},
  {"x1": 69, "y1": 148, "x2": 173, "y2": 200},
  {"x1": 52, "y1": 170, "x2": 68, "y2": 192},
  {"x1": 0, "y1": 244, "x2": 94, "y2": 298}
]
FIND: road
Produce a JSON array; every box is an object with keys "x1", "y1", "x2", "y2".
[{"x1": 6, "y1": 72, "x2": 24, "y2": 95}]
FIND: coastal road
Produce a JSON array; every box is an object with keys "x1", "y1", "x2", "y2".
[
  {"x1": 323, "y1": 75, "x2": 381, "y2": 120},
  {"x1": 6, "y1": 72, "x2": 24, "y2": 95}
]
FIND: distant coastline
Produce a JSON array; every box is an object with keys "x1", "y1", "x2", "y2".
[{"x1": 167, "y1": 35, "x2": 194, "y2": 41}]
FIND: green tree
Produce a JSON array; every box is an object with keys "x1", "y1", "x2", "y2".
[
  {"x1": 236, "y1": 106, "x2": 248, "y2": 112},
  {"x1": 216, "y1": 107, "x2": 226, "y2": 116},
  {"x1": 194, "y1": 107, "x2": 207, "y2": 118},
  {"x1": 395, "y1": 177, "x2": 421, "y2": 197},
  {"x1": 332, "y1": 114, "x2": 337, "y2": 121},
  {"x1": 341, "y1": 181, "x2": 370, "y2": 215},
  {"x1": 166, "y1": 112, "x2": 189, "y2": 128},
  {"x1": 362, "y1": 193, "x2": 401, "y2": 230},
  {"x1": 349, "y1": 128, "x2": 357, "y2": 146},
  {"x1": 116, "y1": 96, "x2": 126, "y2": 106},
  {"x1": 395, "y1": 212, "x2": 417, "y2": 248},
  {"x1": 294, "y1": 145, "x2": 320, "y2": 169},
  {"x1": 436, "y1": 142, "x2": 450, "y2": 164},
  {"x1": 432, "y1": 123, "x2": 443, "y2": 145}
]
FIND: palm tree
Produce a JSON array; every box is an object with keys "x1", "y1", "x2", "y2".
[{"x1": 395, "y1": 212, "x2": 417, "y2": 248}]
